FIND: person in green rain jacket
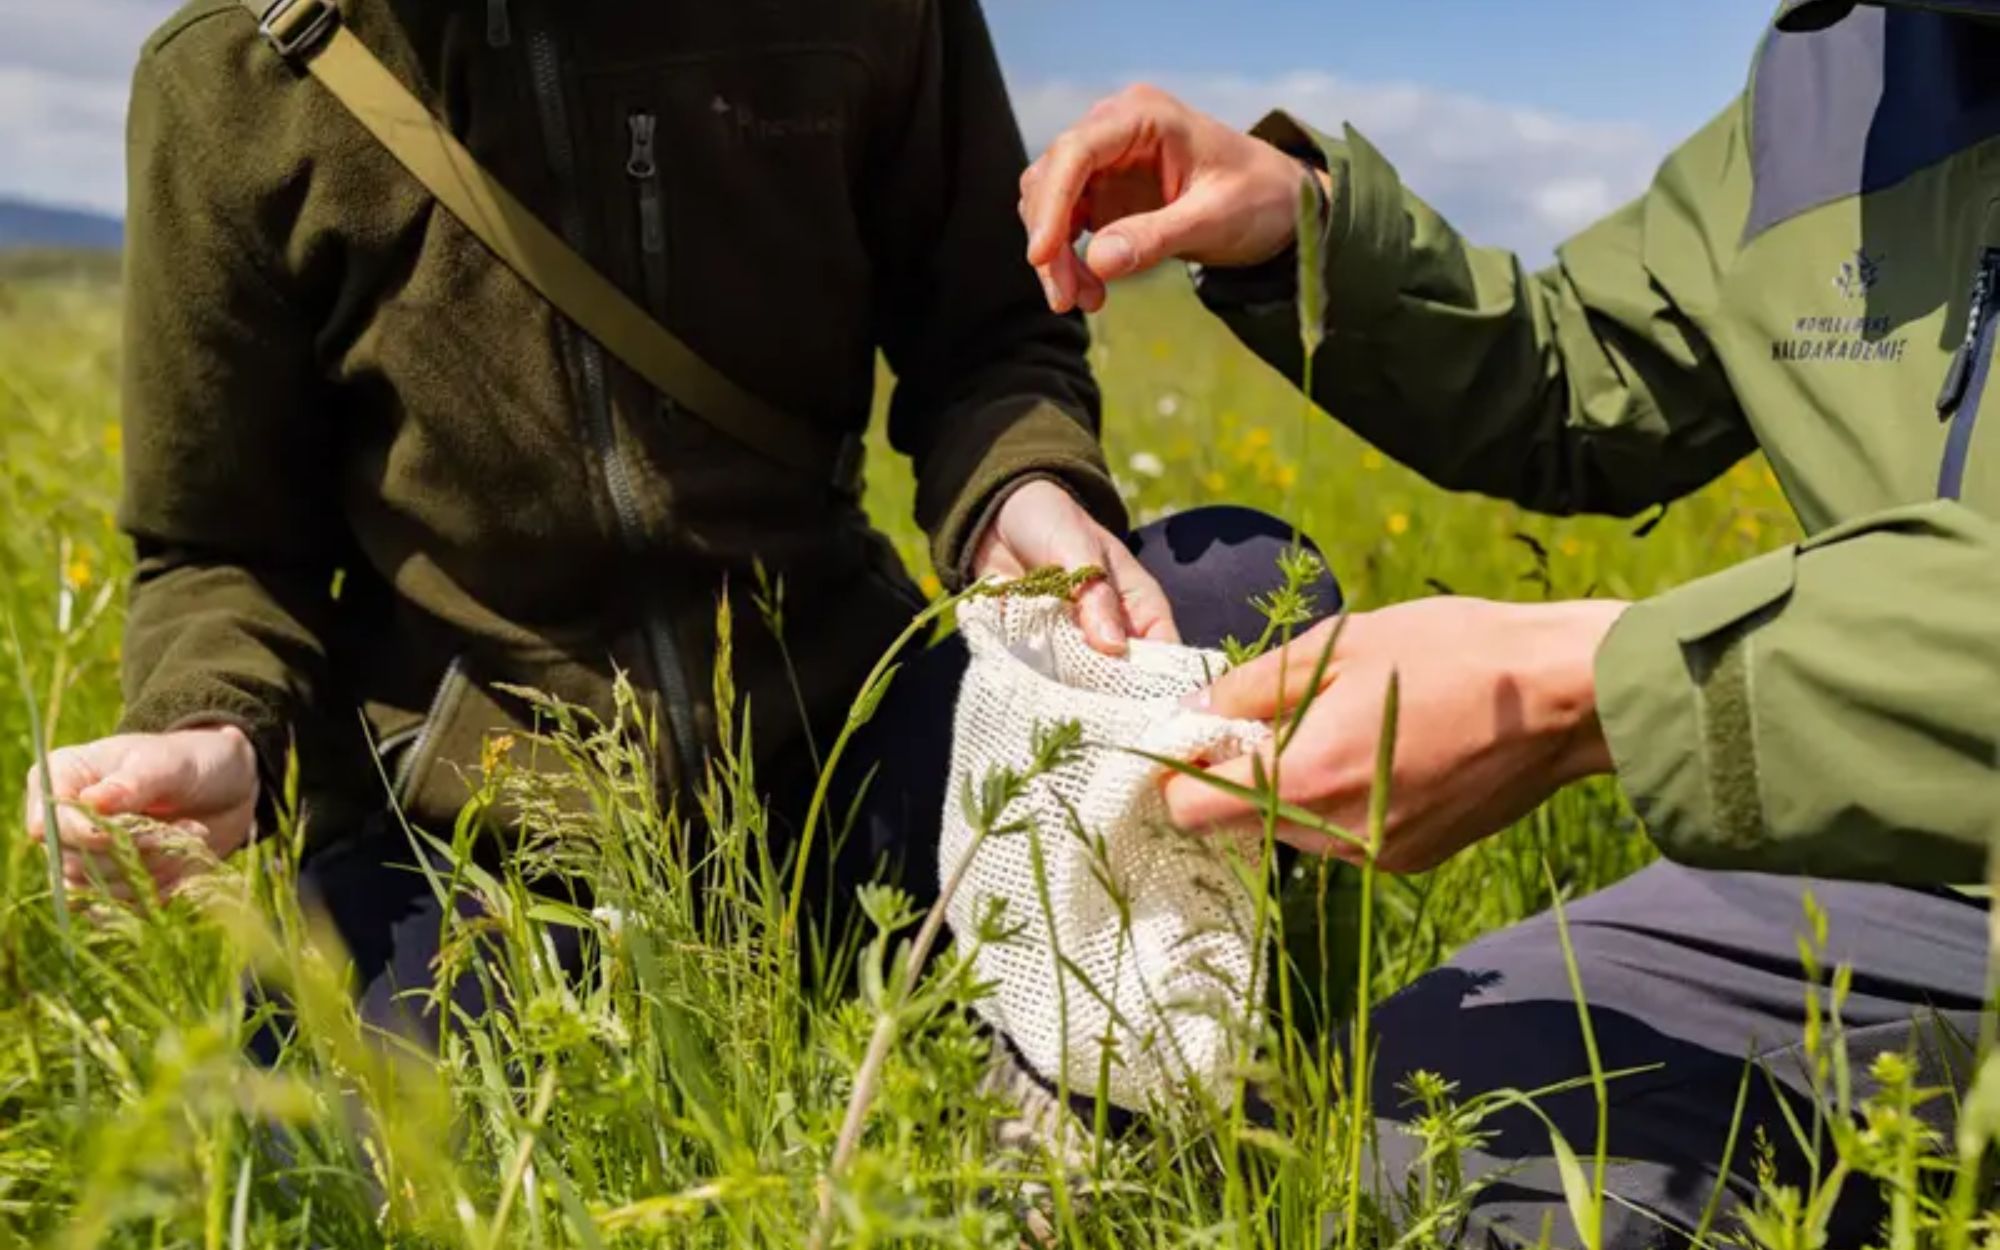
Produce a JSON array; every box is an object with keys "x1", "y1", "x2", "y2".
[
  {"x1": 1022, "y1": 0, "x2": 1995, "y2": 1242},
  {"x1": 20, "y1": 0, "x2": 1340, "y2": 1054}
]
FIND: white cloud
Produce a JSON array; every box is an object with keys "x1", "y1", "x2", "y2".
[
  {"x1": 0, "y1": 0, "x2": 176, "y2": 214},
  {"x1": 0, "y1": 3, "x2": 1671, "y2": 260},
  {"x1": 1011, "y1": 71, "x2": 1669, "y2": 262},
  {"x1": 0, "y1": 65, "x2": 132, "y2": 214}
]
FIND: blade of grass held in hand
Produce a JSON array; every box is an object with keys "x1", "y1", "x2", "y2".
[{"x1": 1133, "y1": 748, "x2": 1367, "y2": 853}]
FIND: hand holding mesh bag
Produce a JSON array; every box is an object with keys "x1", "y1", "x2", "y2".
[{"x1": 941, "y1": 593, "x2": 1273, "y2": 1111}]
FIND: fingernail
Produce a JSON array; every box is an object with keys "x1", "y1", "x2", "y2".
[
  {"x1": 1037, "y1": 269, "x2": 1059, "y2": 308},
  {"x1": 1094, "y1": 233, "x2": 1136, "y2": 277},
  {"x1": 1180, "y1": 688, "x2": 1213, "y2": 711}
]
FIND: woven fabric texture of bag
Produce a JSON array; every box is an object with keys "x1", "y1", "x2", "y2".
[{"x1": 941, "y1": 594, "x2": 1272, "y2": 1110}]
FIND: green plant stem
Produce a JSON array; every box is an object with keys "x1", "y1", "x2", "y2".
[
  {"x1": 781, "y1": 591, "x2": 964, "y2": 954},
  {"x1": 806, "y1": 820, "x2": 992, "y2": 1250},
  {"x1": 1343, "y1": 669, "x2": 1396, "y2": 1250},
  {"x1": 1544, "y1": 858, "x2": 1609, "y2": 1250},
  {"x1": 10, "y1": 617, "x2": 71, "y2": 945}
]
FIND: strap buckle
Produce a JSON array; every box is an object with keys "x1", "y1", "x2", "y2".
[{"x1": 259, "y1": 0, "x2": 339, "y2": 60}]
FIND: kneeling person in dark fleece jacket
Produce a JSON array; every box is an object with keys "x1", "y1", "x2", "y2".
[{"x1": 21, "y1": 0, "x2": 1336, "y2": 1046}]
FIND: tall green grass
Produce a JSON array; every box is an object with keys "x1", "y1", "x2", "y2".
[{"x1": 2, "y1": 257, "x2": 1994, "y2": 1247}]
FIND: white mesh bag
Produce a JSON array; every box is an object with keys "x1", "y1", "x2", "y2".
[{"x1": 941, "y1": 593, "x2": 1272, "y2": 1110}]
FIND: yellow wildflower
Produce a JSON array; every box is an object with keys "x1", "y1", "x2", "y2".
[
  {"x1": 919, "y1": 572, "x2": 943, "y2": 600},
  {"x1": 1272, "y1": 463, "x2": 1298, "y2": 490},
  {"x1": 1735, "y1": 513, "x2": 1763, "y2": 542},
  {"x1": 1361, "y1": 449, "x2": 1385, "y2": 472},
  {"x1": 481, "y1": 733, "x2": 517, "y2": 775},
  {"x1": 1559, "y1": 537, "x2": 1583, "y2": 558},
  {"x1": 1386, "y1": 513, "x2": 1410, "y2": 537},
  {"x1": 64, "y1": 551, "x2": 92, "y2": 588},
  {"x1": 1202, "y1": 471, "x2": 1227, "y2": 494}
]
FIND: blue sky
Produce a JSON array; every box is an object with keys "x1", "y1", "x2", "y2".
[
  {"x1": 991, "y1": 1, "x2": 1769, "y2": 134},
  {"x1": 0, "y1": 0, "x2": 1778, "y2": 258}
]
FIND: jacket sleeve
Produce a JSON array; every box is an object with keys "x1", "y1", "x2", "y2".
[
  {"x1": 866, "y1": 0, "x2": 1124, "y2": 587},
  {"x1": 1594, "y1": 500, "x2": 1998, "y2": 883},
  {"x1": 1196, "y1": 103, "x2": 1758, "y2": 517},
  {"x1": 117, "y1": 30, "x2": 347, "y2": 823}
]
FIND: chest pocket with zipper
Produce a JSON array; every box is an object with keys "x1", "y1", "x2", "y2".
[
  {"x1": 577, "y1": 49, "x2": 878, "y2": 553},
  {"x1": 579, "y1": 49, "x2": 873, "y2": 394}
]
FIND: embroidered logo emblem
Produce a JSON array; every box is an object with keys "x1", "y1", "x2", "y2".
[
  {"x1": 1832, "y1": 249, "x2": 1882, "y2": 300},
  {"x1": 1769, "y1": 249, "x2": 1907, "y2": 364},
  {"x1": 708, "y1": 92, "x2": 842, "y2": 142}
]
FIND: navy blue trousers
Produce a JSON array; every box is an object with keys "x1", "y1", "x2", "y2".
[{"x1": 1370, "y1": 864, "x2": 1989, "y2": 1249}]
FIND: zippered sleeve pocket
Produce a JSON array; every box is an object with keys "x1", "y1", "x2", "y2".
[
  {"x1": 373, "y1": 648, "x2": 629, "y2": 834},
  {"x1": 387, "y1": 656, "x2": 471, "y2": 813}
]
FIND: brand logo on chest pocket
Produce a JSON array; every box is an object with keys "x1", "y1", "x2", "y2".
[
  {"x1": 708, "y1": 93, "x2": 844, "y2": 143},
  {"x1": 1770, "y1": 250, "x2": 1911, "y2": 365}
]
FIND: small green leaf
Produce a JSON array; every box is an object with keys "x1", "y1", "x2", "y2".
[
  {"x1": 1547, "y1": 1124, "x2": 1602, "y2": 1250},
  {"x1": 525, "y1": 900, "x2": 594, "y2": 929},
  {"x1": 847, "y1": 661, "x2": 900, "y2": 728},
  {"x1": 1235, "y1": 1125, "x2": 1303, "y2": 1163},
  {"x1": 1957, "y1": 1047, "x2": 2000, "y2": 1161},
  {"x1": 1365, "y1": 669, "x2": 1400, "y2": 857},
  {"x1": 228, "y1": 1152, "x2": 252, "y2": 1250}
]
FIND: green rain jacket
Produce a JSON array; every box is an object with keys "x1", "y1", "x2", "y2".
[
  {"x1": 117, "y1": 0, "x2": 1120, "y2": 841},
  {"x1": 1201, "y1": 0, "x2": 2000, "y2": 884}
]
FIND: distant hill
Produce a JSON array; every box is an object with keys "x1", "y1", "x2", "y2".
[{"x1": 0, "y1": 198, "x2": 122, "y2": 251}]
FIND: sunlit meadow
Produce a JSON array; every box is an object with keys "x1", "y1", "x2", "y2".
[{"x1": 3, "y1": 252, "x2": 1993, "y2": 1248}]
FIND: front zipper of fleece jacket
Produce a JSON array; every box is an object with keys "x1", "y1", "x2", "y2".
[
  {"x1": 519, "y1": 13, "x2": 704, "y2": 792},
  {"x1": 627, "y1": 113, "x2": 671, "y2": 318}
]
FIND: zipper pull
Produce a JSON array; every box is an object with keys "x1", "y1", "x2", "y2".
[
  {"x1": 628, "y1": 112, "x2": 666, "y2": 260},
  {"x1": 1938, "y1": 257, "x2": 1993, "y2": 419},
  {"x1": 1938, "y1": 341, "x2": 1974, "y2": 420},
  {"x1": 486, "y1": 0, "x2": 512, "y2": 48},
  {"x1": 626, "y1": 113, "x2": 659, "y2": 180}
]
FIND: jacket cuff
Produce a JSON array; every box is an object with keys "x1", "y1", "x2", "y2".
[
  {"x1": 1195, "y1": 113, "x2": 1408, "y2": 328},
  {"x1": 920, "y1": 396, "x2": 1127, "y2": 591},
  {"x1": 1594, "y1": 544, "x2": 1798, "y2": 867}
]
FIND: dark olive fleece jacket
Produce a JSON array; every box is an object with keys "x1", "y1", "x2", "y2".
[{"x1": 118, "y1": 0, "x2": 1122, "y2": 840}]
